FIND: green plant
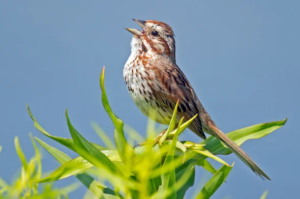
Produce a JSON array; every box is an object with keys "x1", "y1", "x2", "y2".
[
  {"x1": 25, "y1": 67, "x2": 286, "y2": 199},
  {"x1": 0, "y1": 135, "x2": 78, "y2": 199}
]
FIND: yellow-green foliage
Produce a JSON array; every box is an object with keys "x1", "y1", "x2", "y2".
[
  {"x1": 0, "y1": 135, "x2": 79, "y2": 199},
  {"x1": 2, "y1": 67, "x2": 285, "y2": 199}
]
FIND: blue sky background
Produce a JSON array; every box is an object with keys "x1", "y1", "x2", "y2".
[{"x1": 0, "y1": 1, "x2": 299, "y2": 198}]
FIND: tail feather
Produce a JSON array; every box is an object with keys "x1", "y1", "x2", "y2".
[{"x1": 209, "y1": 125, "x2": 271, "y2": 180}]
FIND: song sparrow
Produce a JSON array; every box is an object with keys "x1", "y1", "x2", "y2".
[{"x1": 123, "y1": 19, "x2": 270, "y2": 180}]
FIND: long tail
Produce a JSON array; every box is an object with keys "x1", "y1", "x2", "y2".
[{"x1": 208, "y1": 124, "x2": 271, "y2": 180}]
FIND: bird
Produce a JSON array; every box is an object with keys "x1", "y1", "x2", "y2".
[{"x1": 123, "y1": 19, "x2": 270, "y2": 180}]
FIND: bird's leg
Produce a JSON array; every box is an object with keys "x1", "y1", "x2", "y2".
[
  {"x1": 154, "y1": 129, "x2": 167, "y2": 144},
  {"x1": 134, "y1": 141, "x2": 146, "y2": 148},
  {"x1": 134, "y1": 129, "x2": 167, "y2": 148}
]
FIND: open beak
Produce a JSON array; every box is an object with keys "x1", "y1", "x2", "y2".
[{"x1": 126, "y1": 19, "x2": 146, "y2": 36}]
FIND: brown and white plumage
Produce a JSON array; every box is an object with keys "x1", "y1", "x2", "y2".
[{"x1": 123, "y1": 19, "x2": 270, "y2": 180}]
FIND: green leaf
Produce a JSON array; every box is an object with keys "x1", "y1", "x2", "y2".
[
  {"x1": 159, "y1": 100, "x2": 179, "y2": 145},
  {"x1": 38, "y1": 156, "x2": 94, "y2": 183},
  {"x1": 202, "y1": 119, "x2": 287, "y2": 155},
  {"x1": 148, "y1": 175, "x2": 162, "y2": 197},
  {"x1": 91, "y1": 122, "x2": 115, "y2": 149},
  {"x1": 65, "y1": 109, "x2": 123, "y2": 176},
  {"x1": 0, "y1": 177, "x2": 7, "y2": 189},
  {"x1": 78, "y1": 175, "x2": 121, "y2": 199},
  {"x1": 30, "y1": 134, "x2": 42, "y2": 180},
  {"x1": 14, "y1": 137, "x2": 28, "y2": 170},
  {"x1": 175, "y1": 160, "x2": 196, "y2": 199},
  {"x1": 196, "y1": 159, "x2": 217, "y2": 175},
  {"x1": 168, "y1": 114, "x2": 198, "y2": 138},
  {"x1": 196, "y1": 164, "x2": 233, "y2": 199},
  {"x1": 124, "y1": 124, "x2": 145, "y2": 143},
  {"x1": 162, "y1": 141, "x2": 186, "y2": 154},
  {"x1": 35, "y1": 137, "x2": 120, "y2": 198},
  {"x1": 100, "y1": 67, "x2": 134, "y2": 167},
  {"x1": 27, "y1": 104, "x2": 107, "y2": 152},
  {"x1": 260, "y1": 190, "x2": 269, "y2": 199},
  {"x1": 175, "y1": 141, "x2": 187, "y2": 153},
  {"x1": 160, "y1": 117, "x2": 184, "y2": 199},
  {"x1": 191, "y1": 148, "x2": 229, "y2": 166},
  {"x1": 35, "y1": 138, "x2": 70, "y2": 163}
]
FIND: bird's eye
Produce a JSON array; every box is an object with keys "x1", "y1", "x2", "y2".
[{"x1": 151, "y1": 31, "x2": 159, "y2": 36}]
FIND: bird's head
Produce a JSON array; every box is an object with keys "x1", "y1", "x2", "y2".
[{"x1": 126, "y1": 19, "x2": 176, "y2": 61}]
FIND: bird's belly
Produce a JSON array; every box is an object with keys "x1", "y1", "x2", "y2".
[
  {"x1": 124, "y1": 64, "x2": 171, "y2": 125},
  {"x1": 130, "y1": 91, "x2": 171, "y2": 125},
  {"x1": 130, "y1": 92, "x2": 171, "y2": 124}
]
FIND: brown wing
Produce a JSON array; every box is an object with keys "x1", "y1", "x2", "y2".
[{"x1": 151, "y1": 64, "x2": 206, "y2": 140}]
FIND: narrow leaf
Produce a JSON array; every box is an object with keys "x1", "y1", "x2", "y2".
[
  {"x1": 196, "y1": 159, "x2": 217, "y2": 175},
  {"x1": 162, "y1": 141, "x2": 186, "y2": 153},
  {"x1": 196, "y1": 164, "x2": 233, "y2": 199},
  {"x1": 38, "y1": 156, "x2": 94, "y2": 183},
  {"x1": 161, "y1": 117, "x2": 184, "y2": 199},
  {"x1": 27, "y1": 104, "x2": 107, "y2": 152},
  {"x1": 0, "y1": 177, "x2": 7, "y2": 188},
  {"x1": 260, "y1": 190, "x2": 269, "y2": 199},
  {"x1": 175, "y1": 160, "x2": 196, "y2": 199},
  {"x1": 191, "y1": 148, "x2": 229, "y2": 166},
  {"x1": 35, "y1": 137, "x2": 120, "y2": 198},
  {"x1": 66, "y1": 109, "x2": 122, "y2": 176},
  {"x1": 14, "y1": 137, "x2": 28, "y2": 170},
  {"x1": 168, "y1": 114, "x2": 198, "y2": 137},
  {"x1": 203, "y1": 119, "x2": 287, "y2": 155},
  {"x1": 91, "y1": 122, "x2": 115, "y2": 149},
  {"x1": 176, "y1": 141, "x2": 187, "y2": 153},
  {"x1": 100, "y1": 67, "x2": 134, "y2": 167},
  {"x1": 30, "y1": 133, "x2": 42, "y2": 180},
  {"x1": 159, "y1": 100, "x2": 179, "y2": 145}
]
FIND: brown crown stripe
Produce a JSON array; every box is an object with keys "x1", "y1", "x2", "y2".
[{"x1": 146, "y1": 20, "x2": 174, "y2": 36}]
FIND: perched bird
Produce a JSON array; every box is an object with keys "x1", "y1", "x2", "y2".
[{"x1": 123, "y1": 19, "x2": 270, "y2": 180}]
